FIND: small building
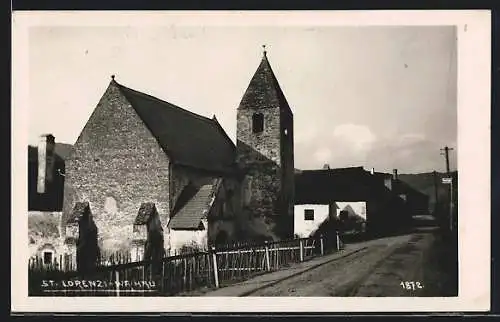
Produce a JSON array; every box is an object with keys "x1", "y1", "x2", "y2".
[
  {"x1": 294, "y1": 166, "x2": 410, "y2": 238},
  {"x1": 27, "y1": 134, "x2": 73, "y2": 266},
  {"x1": 294, "y1": 188, "x2": 338, "y2": 239}
]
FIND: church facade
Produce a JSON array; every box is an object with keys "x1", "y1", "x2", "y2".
[{"x1": 60, "y1": 50, "x2": 295, "y2": 266}]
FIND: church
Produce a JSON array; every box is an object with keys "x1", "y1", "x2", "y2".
[{"x1": 60, "y1": 48, "x2": 295, "y2": 265}]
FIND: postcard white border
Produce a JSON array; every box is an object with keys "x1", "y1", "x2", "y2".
[{"x1": 11, "y1": 10, "x2": 491, "y2": 313}]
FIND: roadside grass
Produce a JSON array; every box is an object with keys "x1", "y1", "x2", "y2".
[{"x1": 421, "y1": 230, "x2": 459, "y2": 296}]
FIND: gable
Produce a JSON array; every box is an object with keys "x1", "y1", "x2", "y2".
[
  {"x1": 71, "y1": 80, "x2": 165, "y2": 161},
  {"x1": 62, "y1": 81, "x2": 172, "y2": 226}
]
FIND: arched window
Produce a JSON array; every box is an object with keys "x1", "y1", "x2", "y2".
[{"x1": 252, "y1": 113, "x2": 264, "y2": 133}]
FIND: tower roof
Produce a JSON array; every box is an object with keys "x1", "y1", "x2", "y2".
[{"x1": 238, "y1": 50, "x2": 292, "y2": 113}]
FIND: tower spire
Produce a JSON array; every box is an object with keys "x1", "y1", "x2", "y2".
[{"x1": 262, "y1": 44, "x2": 267, "y2": 57}]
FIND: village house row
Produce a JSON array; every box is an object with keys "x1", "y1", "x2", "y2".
[{"x1": 28, "y1": 50, "x2": 429, "y2": 268}]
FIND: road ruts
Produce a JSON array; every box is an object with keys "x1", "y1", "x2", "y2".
[{"x1": 246, "y1": 233, "x2": 430, "y2": 297}]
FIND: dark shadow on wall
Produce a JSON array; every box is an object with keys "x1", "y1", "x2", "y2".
[
  {"x1": 310, "y1": 215, "x2": 342, "y2": 250},
  {"x1": 76, "y1": 206, "x2": 100, "y2": 276},
  {"x1": 214, "y1": 230, "x2": 229, "y2": 246}
]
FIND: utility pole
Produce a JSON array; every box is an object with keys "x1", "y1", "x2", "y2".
[
  {"x1": 440, "y1": 146, "x2": 453, "y2": 175},
  {"x1": 440, "y1": 146, "x2": 454, "y2": 232}
]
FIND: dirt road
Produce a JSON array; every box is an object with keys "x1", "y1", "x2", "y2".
[{"x1": 246, "y1": 229, "x2": 442, "y2": 297}]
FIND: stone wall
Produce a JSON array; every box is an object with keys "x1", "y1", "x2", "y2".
[
  {"x1": 237, "y1": 108, "x2": 282, "y2": 166},
  {"x1": 236, "y1": 105, "x2": 294, "y2": 240},
  {"x1": 62, "y1": 81, "x2": 171, "y2": 254}
]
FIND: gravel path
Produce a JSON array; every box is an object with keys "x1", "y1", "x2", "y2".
[{"x1": 248, "y1": 232, "x2": 435, "y2": 297}]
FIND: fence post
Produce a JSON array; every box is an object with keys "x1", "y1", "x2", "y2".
[
  {"x1": 299, "y1": 239, "x2": 304, "y2": 262},
  {"x1": 161, "y1": 261, "x2": 165, "y2": 293},
  {"x1": 275, "y1": 243, "x2": 279, "y2": 269},
  {"x1": 336, "y1": 231, "x2": 340, "y2": 251},
  {"x1": 264, "y1": 241, "x2": 271, "y2": 271},
  {"x1": 211, "y1": 246, "x2": 219, "y2": 288},
  {"x1": 320, "y1": 235, "x2": 324, "y2": 256},
  {"x1": 115, "y1": 270, "x2": 120, "y2": 297}
]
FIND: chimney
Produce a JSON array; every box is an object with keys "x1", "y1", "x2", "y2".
[
  {"x1": 370, "y1": 168, "x2": 375, "y2": 175},
  {"x1": 393, "y1": 169, "x2": 398, "y2": 180},
  {"x1": 384, "y1": 177, "x2": 392, "y2": 191},
  {"x1": 37, "y1": 134, "x2": 56, "y2": 194}
]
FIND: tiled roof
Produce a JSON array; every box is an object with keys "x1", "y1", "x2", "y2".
[
  {"x1": 238, "y1": 53, "x2": 292, "y2": 113},
  {"x1": 168, "y1": 180, "x2": 221, "y2": 230},
  {"x1": 115, "y1": 82, "x2": 236, "y2": 173},
  {"x1": 134, "y1": 202, "x2": 157, "y2": 225},
  {"x1": 66, "y1": 201, "x2": 90, "y2": 224}
]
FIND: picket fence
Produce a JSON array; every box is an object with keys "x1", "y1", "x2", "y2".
[{"x1": 28, "y1": 234, "x2": 341, "y2": 296}]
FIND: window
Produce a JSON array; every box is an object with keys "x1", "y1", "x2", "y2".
[
  {"x1": 252, "y1": 113, "x2": 264, "y2": 133},
  {"x1": 43, "y1": 251, "x2": 53, "y2": 265},
  {"x1": 284, "y1": 128, "x2": 288, "y2": 136},
  {"x1": 304, "y1": 209, "x2": 314, "y2": 221}
]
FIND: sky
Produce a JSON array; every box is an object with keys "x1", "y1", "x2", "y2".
[{"x1": 28, "y1": 25, "x2": 457, "y2": 174}]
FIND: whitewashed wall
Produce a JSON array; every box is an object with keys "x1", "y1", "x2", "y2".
[
  {"x1": 335, "y1": 201, "x2": 367, "y2": 220},
  {"x1": 294, "y1": 204, "x2": 330, "y2": 238},
  {"x1": 28, "y1": 211, "x2": 66, "y2": 263},
  {"x1": 169, "y1": 219, "x2": 209, "y2": 254}
]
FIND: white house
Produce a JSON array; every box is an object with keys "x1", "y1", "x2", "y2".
[{"x1": 294, "y1": 204, "x2": 333, "y2": 238}]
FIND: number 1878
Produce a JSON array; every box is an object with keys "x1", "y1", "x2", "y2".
[{"x1": 400, "y1": 281, "x2": 423, "y2": 290}]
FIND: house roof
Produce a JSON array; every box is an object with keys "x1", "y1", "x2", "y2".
[
  {"x1": 238, "y1": 53, "x2": 292, "y2": 113},
  {"x1": 372, "y1": 171, "x2": 428, "y2": 199},
  {"x1": 66, "y1": 201, "x2": 90, "y2": 224},
  {"x1": 168, "y1": 180, "x2": 221, "y2": 230},
  {"x1": 295, "y1": 167, "x2": 396, "y2": 204},
  {"x1": 115, "y1": 81, "x2": 236, "y2": 173},
  {"x1": 134, "y1": 202, "x2": 158, "y2": 225},
  {"x1": 28, "y1": 143, "x2": 74, "y2": 162}
]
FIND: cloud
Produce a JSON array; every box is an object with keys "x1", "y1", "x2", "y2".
[
  {"x1": 312, "y1": 147, "x2": 333, "y2": 165},
  {"x1": 296, "y1": 124, "x2": 377, "y2": 170},
  {"x1": 331, "y1": 124, "x2": 377, "y2": 153},
  {"x1": 295, "y1": 125, "x2": 452, "y2": 173}
]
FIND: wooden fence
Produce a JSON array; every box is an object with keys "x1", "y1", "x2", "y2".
[{"x1": 28, "y1": 234, "x2": 340, "y2": 296}]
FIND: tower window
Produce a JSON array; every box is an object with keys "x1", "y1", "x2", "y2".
[
  {"x1": 284, "y1": 128, "x2": 288, "y2": 136},
  {"x1": 252, "y1": 113, "x2": 264, "y2": 133}
]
